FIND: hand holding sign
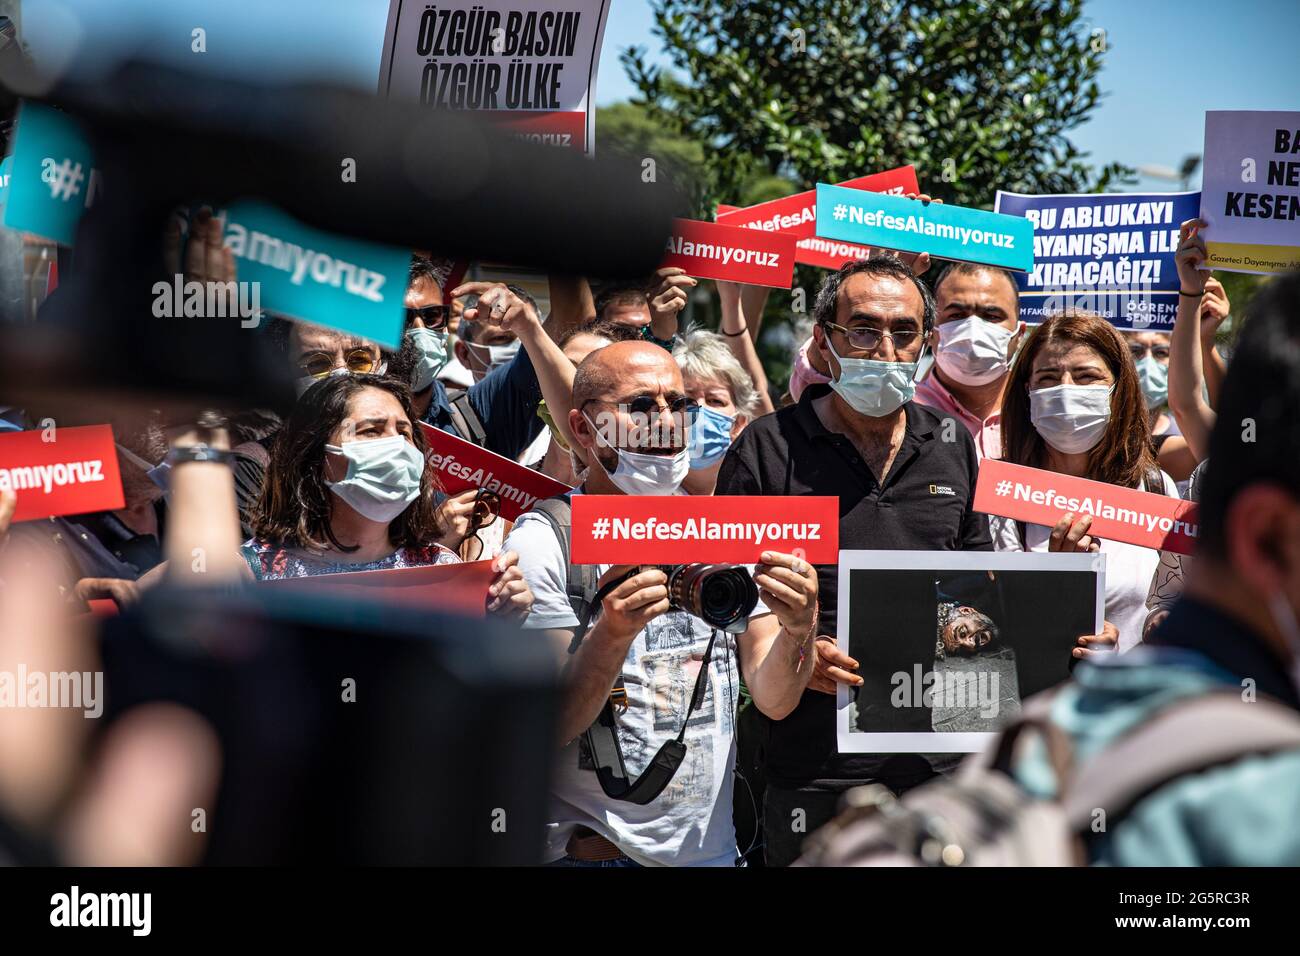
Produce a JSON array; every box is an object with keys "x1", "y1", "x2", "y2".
[
  {"x1": 163, "y1": 207, "x2": 236, "y2": 289},
  {"x1": 1048, "y1": 512, "x2": 1101, "y2": 553},
  {"x1": 810, "y1": 638, "x2": 861, "y2": 695},
  {"x1": 1074, "y1": 620, "x2": 1119, "y2": 661},
  {"x1": 900, "y1": 192, "x2": 942, "y2": 277},
  {"x1": 1175, "y1": 218, "x2": 1210, "y2": 293},
  {"x1": 647, "y1": 267, "x2": 697, "y2": 331},
  {"x1": 435, "y1": 489, "x2": 486, "y2": 551},
  {"x1": 753, "y1": 550, "x2": 819, "y2": 639},
  {"x1": 486, "y1": 550, "x2": 533, "y2": 622}
]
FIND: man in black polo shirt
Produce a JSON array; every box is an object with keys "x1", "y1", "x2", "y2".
[{"x1": 715, "y1": 253, "x2": 992, "y2": 867}]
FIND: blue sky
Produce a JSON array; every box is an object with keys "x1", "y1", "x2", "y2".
[{"x1": 20, "y1": 0, "x2": 1300, "y2": 190}]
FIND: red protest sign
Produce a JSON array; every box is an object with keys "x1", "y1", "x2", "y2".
[
  {"x1": 261, "y1": 559, "x2": 495, "y2": 618},
  {"x1": 0, "y1": 424, "x2": 124, "y2": 522},
  {"x1": 420, "y1": 423, "x2": 571, "y2": 522},
  {"x1": 571, "y1": 495, "x2": 839, "y2": 565},
  {"x1": 480, "y1": 110, "x2": 588, "y2": 152},
  {"x1": 661, "y1": 218, "x2": 797, "y2": 289},
  {"x1": 974, "y1": 459, "x2": 1199, "y2": 556},
  {"x1": 716, "y1": 166, "x2": 920, "y2": 269}
]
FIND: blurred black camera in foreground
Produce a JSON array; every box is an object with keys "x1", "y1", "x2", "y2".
[
  {"x1": 0, "y1": 59, "x2": 684, "y2": 413},
  {"x1": 657, "y1": 564, "x2": 759, "y2": 633},
  {"x1": 97, "y1": 586, "x2": 558, "y2": 865}
]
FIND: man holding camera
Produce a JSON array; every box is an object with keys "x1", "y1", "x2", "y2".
[{"x1": 505, "y1": 341, "x2": 821, "y2": 866}]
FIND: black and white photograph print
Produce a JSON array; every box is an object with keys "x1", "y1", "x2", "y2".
[{"x1": 836, "y1": 551, "x2": 1104, "y2": 753}]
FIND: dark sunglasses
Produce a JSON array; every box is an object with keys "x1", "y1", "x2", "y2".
[
  {"x1": 582, "y1": 395, "x2": 700, "y2": 423},
  {"x1": 405, "y1": 304, "x2": 451, "y2": 332}
]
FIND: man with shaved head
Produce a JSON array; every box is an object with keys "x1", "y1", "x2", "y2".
[{"x1": 504, "y1": 341, "x2": 822, "y2": 867}]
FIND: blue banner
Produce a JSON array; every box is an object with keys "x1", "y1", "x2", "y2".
[
  {"x1": 2, "y1": 102, "x2": 98, "y2": 245},
  {"x1": 994, "y1": 190, "x2": 1201, "y2": 331},
  {"x1": 814, "y1": 184, "x2": 1035, "y2": 272},
  {"x1": 219, "y1": 201, "x2": 410, "y2": 349}
]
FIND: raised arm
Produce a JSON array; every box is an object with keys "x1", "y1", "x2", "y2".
[
  {"x1": 1167, "y1": 219, "x2": 1216, "y2": 461},
  {"x1": 162, "y1": 418, "x2": 247, "y2": 586},
  {"x1": 1198, "y1": 276, "x2": 1231, "y2": 410},
  {"x1": 647, "y1": 267, "x2": 695, "y2": 343},
  {"x1": 454, "y1": 281, "x2": 578, "y2": 454},
  {"x1": 544, "y1": 274, "x2": 596, "y2": 345},
  {"x1": 715, "y1": 280, "x2": 776, "y2": 416}
]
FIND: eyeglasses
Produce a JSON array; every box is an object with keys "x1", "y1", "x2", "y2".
[
  {"x1": 461, "y1": 489, "x2": 502, "y2": 563},
  {"x1": 823, "y1": 321, "x2": 923, "y2": 352},
  {"x1": 299, "y1": 348, "x2": 380, "y2": 379},
  {"x1": 405, "y1": 304, "x2": 451, "y2": 332},
  {"x1": 582, "y1": 395, "x2": 700, "y2": 423}
]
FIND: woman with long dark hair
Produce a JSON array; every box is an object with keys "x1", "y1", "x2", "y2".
[
  {"x1": 994, "y1": 311, "x2": 1180, "y2": 653},
  {"x1": 242, "y1": 373, "x2": 531, "y2": 619}
]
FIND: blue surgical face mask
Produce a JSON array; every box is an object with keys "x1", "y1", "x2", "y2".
[
  {"x1": 407, "y1": 327, "x2": 450, "y2": 392},
  {"x1": 1135, "y1": 355, "x2": 1168, "y2": 410},
  {"x1": 689, "y1": 404, "x2": 736, "y2": 470},
  {"x1": 825, "y1": 336, "x2": 923, "y2": 417},
  {"x1": 324, "y1": 434, "x2": 426, "y2": 523}
]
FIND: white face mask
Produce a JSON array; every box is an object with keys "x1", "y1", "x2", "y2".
[
  {"x1": 324, "y1": 434, "x2": 425, "y2": 523},
  {"x1": 1029, "y1": 383, "x2": 1114, "y2": 454},
  {"x1": 934, "y1": 316, "x2": 1016, "y2": 386},
  {"x1": 464, "y1": 339, "x2": 521, "y2": 375},
  {"x1": 582, "y1": 412, "x2": 688, "y2": 496},
  {"x1": 825, "y1": 336, "x2": 923, "y2": 418}
]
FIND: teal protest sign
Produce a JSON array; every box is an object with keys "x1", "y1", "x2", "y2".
[
  {"x1": 218, "y1": 201, "x2": 410, "y2": 349},
  {"x1": 0, "y1": 156, "x2": 12, "y2": 208},
  {"x1": 814, "y1": 184, "x2": 1035, "y2": 273},
  {"x1": 2, "y1": 102, "x2": 98, "y2": 245}
]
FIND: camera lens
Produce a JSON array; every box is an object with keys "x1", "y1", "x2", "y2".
[{"x1": 665, "y1": 564, "x2": 759, "y2": 631}]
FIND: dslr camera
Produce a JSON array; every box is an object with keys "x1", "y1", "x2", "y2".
[{"x1": 653, "y1": 564, "x2": 759, "y2": 633}]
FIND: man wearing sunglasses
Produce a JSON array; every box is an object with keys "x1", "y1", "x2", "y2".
[
  {"x1": 504, "y1": 340, "x2": 822, "y2": 866},
  {"x1": 291, "y1": 324, "x2": 387, "y2": 396},
  {"x1": 714, "y1": 252, "x2": 993, "y2": 866}
]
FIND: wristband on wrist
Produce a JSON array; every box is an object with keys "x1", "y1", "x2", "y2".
[
  {"x1": 720, "y1": 324, "x2": 749, "y2": 337},
  {"x1": 166, "y1": 444, "x2": 236, "y2": 467},
  {"x1": 1179, "y1": 289, "x2": 1205, "y2": 298},
  {"x1": 788, "y1": 598, "x2": 820, "y2": 670}
]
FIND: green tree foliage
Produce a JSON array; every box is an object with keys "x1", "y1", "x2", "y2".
[
  {"x1": 610, "y1": 1, "x2": 1138, "y2": 390},
  {"x1": 622, "y1": 0, "x2": 1133, "y2": 214}
]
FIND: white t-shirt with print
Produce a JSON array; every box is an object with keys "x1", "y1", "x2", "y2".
[
  {"x1": 505, "y1": 497, "x2": 765, "y2": 868},
  {"x1": 989, "y1": 470, "x2": 1179, "y2": 653}
]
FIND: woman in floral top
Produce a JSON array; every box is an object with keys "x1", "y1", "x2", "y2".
[{"x1": 242, "y1": 373, "x2": 531, "y2": 620}]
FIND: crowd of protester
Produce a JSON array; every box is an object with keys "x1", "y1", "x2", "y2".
[{"x1": 2, "y1": 180, "x2": 1299, "y2": 868}]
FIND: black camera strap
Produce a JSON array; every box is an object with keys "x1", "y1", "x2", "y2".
[{"x1": 573, "y1": 571, "x2": 719, "y2": 805}]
